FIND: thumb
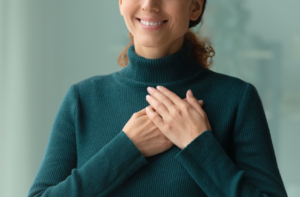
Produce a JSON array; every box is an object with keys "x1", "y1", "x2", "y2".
[
  {"x1": 186, "y1": 90, "x2": 205, "y2": 117},
  {"x1": 135, "y1": 106, "x2": 148, "y2": 117}
]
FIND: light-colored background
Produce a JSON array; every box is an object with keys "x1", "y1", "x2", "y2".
[{"x1": 0, "y1": 0, "x2": 299, "y2": 196}]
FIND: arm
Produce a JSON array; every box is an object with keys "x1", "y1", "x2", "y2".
[
  {"x1": 174, "y1": 83, "x2": 288, "y2": 197},
  {"x1": 27, "y1": 85, "x2": 148, "y2": 197}
]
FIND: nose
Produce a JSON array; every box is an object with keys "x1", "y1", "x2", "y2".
[{"x1": 141, "y1": 0, "x2": 160, "y2": 12}]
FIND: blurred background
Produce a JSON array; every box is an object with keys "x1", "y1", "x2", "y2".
[{"x1": 0, "y1": 0, "x2": 299, "y2": 196}]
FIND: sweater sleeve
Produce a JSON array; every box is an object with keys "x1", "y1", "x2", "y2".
[
  {"x1": 174, "y1": 83, "x2": 288, "y2": 197},
  {"x1": 27, "y1": 85, "x2": 149, "y2": 197}
]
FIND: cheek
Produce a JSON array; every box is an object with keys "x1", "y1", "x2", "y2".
[
  {"x1": 168, "y1": 16, "x2": 190, "y2": 37},
  {"x1": 165, "y1": 5, "x2": 191, "y2": 29},
  {"x1": 121, "y1": 1, "x2": 138, "y2": 26},
  {"x1": 122, "y1": 13, "x2": 137, "y2": 32}
]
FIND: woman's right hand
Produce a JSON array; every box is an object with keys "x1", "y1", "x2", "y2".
[{"x1": 122, "y1": 98, "x2": 203, "y2": 158}]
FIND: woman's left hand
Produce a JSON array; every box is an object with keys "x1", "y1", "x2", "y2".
[{"x1": 145, "y1": 86, "x2": 212, "y2": 149}]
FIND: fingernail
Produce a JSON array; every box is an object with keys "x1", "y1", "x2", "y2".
[
  {"x1": 188, "y1": 89, "x2": 193, "y2": 97},
  {"x1": 147, "y1": 87, "x2": 154, "y2": 92},
  {"x1": 156, "y1": 86, "x2": 162, "y2": 90}
]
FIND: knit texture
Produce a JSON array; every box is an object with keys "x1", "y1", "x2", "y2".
[{"x1": 28, "y1": 41, "x2": 288, "y2": 197}]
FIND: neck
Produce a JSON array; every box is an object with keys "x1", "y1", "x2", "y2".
[{"x1": 118, "y1": 40, "x2": 204, "y2": 84}]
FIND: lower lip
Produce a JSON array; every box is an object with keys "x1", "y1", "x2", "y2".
[{"x1": 137, "y1": 18, "x2": 167, "y2": 30}]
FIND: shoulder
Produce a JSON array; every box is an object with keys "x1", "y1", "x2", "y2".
[
  {"x1": 67, "y1": 73, "x2": 114, "y2": 102},
  {"x1": 205, "y1": 69, "x2": 249, "y2": 88},
  {"x1": 201, "y1": 70, "x2": 264, "y2": 120},
  {"x1": 72, "y1": 73, "x2": 113, "y2": 93},
  {"x1": 203, "y1": 70, "x2": 261, "y2": 105},
  {"x1": 203, "y1": 69, "x2": 257, "y2": 103}
]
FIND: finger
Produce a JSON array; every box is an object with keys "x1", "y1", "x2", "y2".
[
  {"x1": 146, "y1": 105, "x2": 164, "y2": 128},
  {"x1": 155, "y1": 86, "x2": 184, "y2": 108},
  {"x1": 186, "y1": 90, "x2": 206, "y2": 117},
  {"x1": 183, "y1": 98, "x2": 203, "y2": 107},
  {"x1": 198, "y1": 100, "x2": 204, "y2": 107},
  {"x1": 134, "y1": 107, "x2": 147, "y2": 117},
  {"x1": 146, "y1": 94, "x2": 169, "y2": 119},
  {"x1": 147, "y1": 87, "x2": 174, "y2": 113}
]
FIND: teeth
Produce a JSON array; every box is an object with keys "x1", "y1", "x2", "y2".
[{"x1": 140, "y1": 20, "x2": 164, "y2": 26}]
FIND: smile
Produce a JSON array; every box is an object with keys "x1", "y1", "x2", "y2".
[{"x1": 136, "y1": 18, "x2": 168, "y2": 31}]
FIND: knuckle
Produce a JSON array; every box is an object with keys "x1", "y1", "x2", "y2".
[
  {"x1": 171, "y1": 107, "x2": 180, "y2": 115},
  {"x1": 156, "y1": 102, "x2": 163, "y2": 109},
  {"x1": 153, "y1": 114, "x2": 161, "y2": 122},
  {"x1": 182, "y1": 102, "x2": 189, "y2": 110},
  {"x1": 164, "y1": 123, "x2": 172, "y2": 131},
  {"x1": 152, "y1": 90, "x2": 158, "y2": 96}
]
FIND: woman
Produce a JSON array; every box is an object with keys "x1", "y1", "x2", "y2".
[{"x1": 28, "y1": 0, "x2": 288, "y2": 196}]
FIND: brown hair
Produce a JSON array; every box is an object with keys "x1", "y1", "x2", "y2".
[{"x1": 117, "y1": 0, "x2": 215, "y2": 69}]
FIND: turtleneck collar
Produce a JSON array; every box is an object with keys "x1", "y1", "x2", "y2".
[{"x1": 118, "y1": 41, "x2": 204, "y2": 84}]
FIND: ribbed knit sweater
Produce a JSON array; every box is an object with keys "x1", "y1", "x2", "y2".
[{"x1": 28, "y1": 41, "x2": 288, "y2": 197}]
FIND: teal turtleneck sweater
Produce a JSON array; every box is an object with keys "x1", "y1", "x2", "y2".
[{"x1": 28, "y1": 41, "x2": 288, "y2": 197}]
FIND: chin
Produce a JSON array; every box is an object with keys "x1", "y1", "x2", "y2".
[{"x1": 136, "y1": 38, "x2": 167, "y2": 48}]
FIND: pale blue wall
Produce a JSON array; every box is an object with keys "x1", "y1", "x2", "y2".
[{"x1": 0, "y1": 0, "x2": 299, "y2": 196}]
